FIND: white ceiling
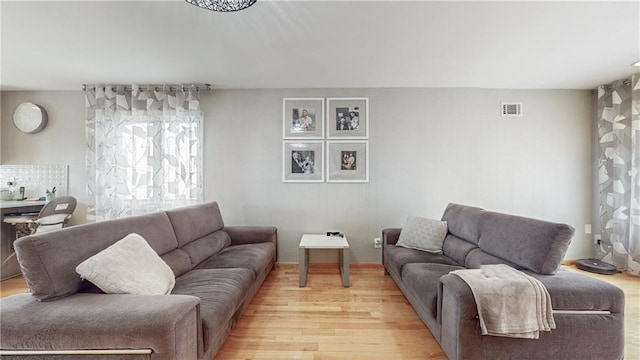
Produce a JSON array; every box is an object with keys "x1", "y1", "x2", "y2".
[{"x1": 1, "y1": 0, "x2": 639, "y2": 91}]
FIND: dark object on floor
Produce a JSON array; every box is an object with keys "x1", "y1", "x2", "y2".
[{"x1": 576, "y1": 258, "x2": 617, "y2": 275}]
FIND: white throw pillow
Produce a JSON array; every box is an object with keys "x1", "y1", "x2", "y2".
[
  {"x1": 396, "y1": 216, "x2": 448, "y2": 254},
  {"x1": 76, "y1": 233, "x2": 175, "y2": 295}
]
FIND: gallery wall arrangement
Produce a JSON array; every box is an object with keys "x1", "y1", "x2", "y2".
[{"x1": 282, "y1": 97, "x2": 369, "y2": 183}]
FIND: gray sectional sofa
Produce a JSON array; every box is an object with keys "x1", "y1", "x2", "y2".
[
  {"x1": 383, "y1": 203, "x2": 625, "y2": 360},
  {"x1": 0, "y1": 201, "x2": 277, "y2": 360}
]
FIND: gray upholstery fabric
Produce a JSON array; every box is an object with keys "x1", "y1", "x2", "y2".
[
  {"x1": 181, "y1": 231, "x2": 231, "y2": 268},
  {"x1": 0, "y1": 355, "x2": 149, "y2": 360},
  {"x1": 442, "y1": 234, "x2": 477, "y2": 266},
  {"x1": 223, "y1": 226, "x2": 277, "y2": 246},
  {"x1": 0, "y1": 293, "x2": 199, "y2": 360},
  {"x1": 196, "y1": 242, "x2": 276, "y2": 279},
  {"x1": 464, "y1": 248, "x2": 523, "y2": 270},
  {"x1": 382, "y1": 228, "x2": 401, "y2": 245},
  {"x1": 383, "y1": 203, "x2": 623, "y2": 360},
  {"x1": 172, "y1": 269, "x2": 253, "y2": 355},
  {"x1": 161, "y1": 249, "x2": 193, "y2": 278},
  {"x1": 166, "y1": 202, "x2": 225, "y2": 247},
  {"x1": 478, "y1": 211, "x2": 574, "y2": 275},
  {"x1": 439, "y1": 273, "x2": 624, "y2": 360},
  {"x1": 15, "y1": 212, "x2": 179, "y2": 301},
  {"x1": 401, "y1": 263, "x2": 464, "y2": 328},
  {"x1": 2, "y1": 202, "x2": 278, "y2": 360},
  {"x1": 441, "y1": 203, "x2": 485, "y2": 244},
  {"x1": 528, "y1": 270, "x2": 625, "y2": 312},
  {"x1": 384, "y1": 245, "x2": 459, "y2": 276},
  {"x1": 382, "y1": 228, "x2": 401, "y2": 269}
]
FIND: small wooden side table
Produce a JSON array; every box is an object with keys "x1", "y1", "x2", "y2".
[{"x1": 298, "y1": 234, "x2": 350, "y2": 287}]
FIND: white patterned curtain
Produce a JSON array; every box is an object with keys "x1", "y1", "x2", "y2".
[
  {"x1": 595, "y1": 74, "x2": 640, "y2": 275},
  {"x1": 85, "y1": 84, "x2": 204, "y2": 221}
]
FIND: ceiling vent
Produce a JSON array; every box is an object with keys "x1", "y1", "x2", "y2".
[{"x1": 501, "y1": 102, "x2": 522, "y2": 117}]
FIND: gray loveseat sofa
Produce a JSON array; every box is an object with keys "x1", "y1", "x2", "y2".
[
  {"x1": 383, "y1": 203, "x2": 624, "y2": 360},
  {"x1": 0, "y1": 201, "x2": 277, "y2": 360}
]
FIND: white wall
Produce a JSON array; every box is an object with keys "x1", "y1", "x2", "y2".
[
  {"x1": 1, "y1": 88, "x2": 593, "y2": 262},
  {"x1": 1, "y1": 91, "x2": 87, "y2": 224}
]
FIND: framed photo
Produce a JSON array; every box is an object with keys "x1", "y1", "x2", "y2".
[
  {"x1": 283, "y1": 98, "x2": 325, "y2": 139},
  {"x1": 326, "y1": 97, "x2": 369, "y2": 139},
  {"x1": 326, "y1": 141, "x2": 369, "y2": 183},
  {"x1": 283, "y1": 141, "x2": 325, "y2": 182}
]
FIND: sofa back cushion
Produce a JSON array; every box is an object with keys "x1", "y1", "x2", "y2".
[
  {"x1": 441, "y1": 234, "x2": 477, "y2": 266},
  {"x1": 160, "y1": 232, "x2": 231, "y2": 277},
  {"x1": 441, "y1": 203, "x2": 484, "y2": 245},
  {"x1": 181, "y1": 230, "x2": 231, "y2": 268},
  {"x1": 166, "y1": 202, "x2": 225, "y2": 247},
  {"x1": 15, "y1": 212, "x2": 179, "y2": 301},
  {"x1": 441, "y1": 203, "x2": 575, "y2": 275},
  {"x1": 161, "y1": 249, "x2": 193, "y2": 278},
  {"x1": 478, "y1": 211, "x2": 574, "y2": 275},
  {"x1": 464, "y1": 248, "x2": 522, "y2": 270}
]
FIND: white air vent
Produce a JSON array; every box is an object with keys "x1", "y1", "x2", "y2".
[{"x1": 501, "y1": 102, "x2": 522, "y2": 117}]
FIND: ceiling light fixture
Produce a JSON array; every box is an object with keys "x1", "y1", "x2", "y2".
[
  {"x1": 632, "y1": 60, "x2": 640, "y2": 67},
  {"x1": 186, "y1": 0, "x2": 256, "y2": 12}
]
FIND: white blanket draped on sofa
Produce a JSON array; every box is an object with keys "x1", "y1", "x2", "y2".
[{"x1": 451, "y1": 264, "x2": 555, "y2": 339}]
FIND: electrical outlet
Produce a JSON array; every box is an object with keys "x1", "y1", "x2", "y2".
[
  {"x1": 594, "y1": 234, "x2": 601, "y2": 245},
  {"x1": 584, "y1": 224, "x2": 592, "y2": 235},
  {"x1": 374, "y1": 238, "x2": 382, "y2": 249}
]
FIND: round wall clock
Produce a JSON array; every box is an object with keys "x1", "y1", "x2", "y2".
[{"x1": 13, "y1": 102, "x2": 48, "y2": 134}]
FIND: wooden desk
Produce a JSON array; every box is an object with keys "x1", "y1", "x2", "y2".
[{"x1": 1, "y1": 201, "x2": 46, "y2": 280}]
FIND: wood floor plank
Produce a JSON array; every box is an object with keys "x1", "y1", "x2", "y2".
[{"x1": 1, "y1": 263, "x2": 638, "y2": 359}]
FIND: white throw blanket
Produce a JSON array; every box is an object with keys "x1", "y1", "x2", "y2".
[{"x1": 450, "y1": 264, "x2": 555, "y2": 339}]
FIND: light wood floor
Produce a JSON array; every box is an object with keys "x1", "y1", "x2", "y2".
[{"x1": 1, "y1": 263, "x2": 638, "y2": 360}]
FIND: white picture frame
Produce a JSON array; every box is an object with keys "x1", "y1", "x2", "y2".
[
  {"x1": 326, "y1": 140, "x2": 369, "y2": 183},
  {"x1": 283, "y1": 98, "x2": 325, "y2": 139},
  {"x1": 283, "y1": 141, "x2": 325, "y2": 182},
  {"x1": 326, "y1": 97, "x2": 369, "y2": 139}
]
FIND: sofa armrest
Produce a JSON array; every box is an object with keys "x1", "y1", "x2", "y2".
[
  {"x1": 438, "y1": 272, "x2": 625, "y2": 360},
  {"x1": 382, "y1": 228, "x2": 401, "y2": 246},
  {"x1": 438, "y1": 273, "x2": 494, "y2": 359},
  {"x1": 0, "y1": 293, "x2": 200, "y2": 360},
  {"x1": 382, "y1": 228, "x2": 401, "y2": 268},
  {"x1": 224, "y1": 226, "x2": 277, "y2": 246}
]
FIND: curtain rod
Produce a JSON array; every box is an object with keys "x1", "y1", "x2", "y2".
[
  {"x1": 592, "y1": 77, "x2": 633, "y2": 93},
  {"x1": 82, "y1": 84, "x2": 211, "y2": 92}
]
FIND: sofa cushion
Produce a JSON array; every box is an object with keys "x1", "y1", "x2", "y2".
[
  {"x1": 166, "y1": 202, "x2": 225, "y2": 247},
  {"x1": 528, "y1": 270, "x2": 624, "y2": 312},
  {"x1": 441, "y1": 203, "x2": 485, "y2": 245},
  {"x1": 396, "y1": 216, "x2": 448, "y2": 254},
  {"x1": 182, "y1": 231, "x2": 231, "y2": 268},
  {"x1": 172, "y1": 268, "x2": 254, "y2": 353},
  {"x1": 401, "y1": 263, "x2": 464, "y2": 324},
  {"x1": 442, "y1": 234, "x2": 478, "y2": 266},
  {"x1": 196, "y1": 242, "x2": 276, "y2": 278},
  {"x1": 161, "y1": 249, "x2": 193, "y2": 278},
  {"x1": 478, "y1": 211, "x2": 574, "y2": 275},
  {"x1": 15, "y1": 211, "x2": 179, "y2": 301},
  {"x1": 464, "y1": 248, "x2": 523, "y2": 270},
  {"x1": 384, "y1": 245, "x2": 460, "y2": 276},
  {"x1": 75, "y1": 233, "x2": 175, "y2": 295}
]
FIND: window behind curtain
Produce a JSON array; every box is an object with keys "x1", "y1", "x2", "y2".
[{"x1": 86, "y1": 85, "x2": 204, "y2": 221}]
